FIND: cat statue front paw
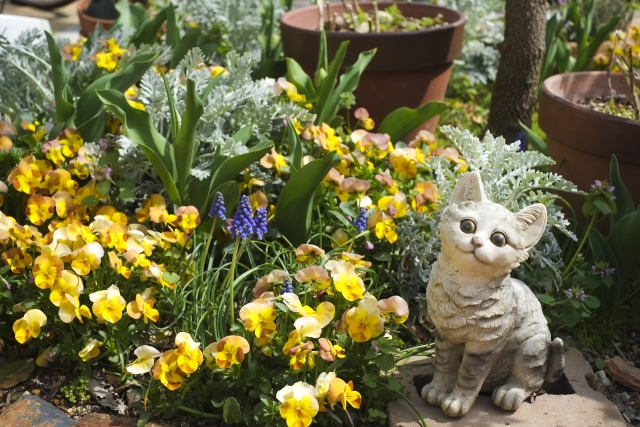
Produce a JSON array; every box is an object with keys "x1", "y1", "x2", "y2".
[
  {"x1": 492, "y1": 381, "x2": 528, "y2": 411},
  {"x1": 441, "y1": 390, "x2": 475, "y2": 417},
  {"x1": 421, "y1": 381, "x2": 451, "y2": 406}
]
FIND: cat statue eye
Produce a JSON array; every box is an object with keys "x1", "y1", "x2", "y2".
[
  {"x1": 459, "y1": 219, "x2": 476, "y2": 234},
  {"x1": 490, "y1": 232, "x2": 507, "y2": 247},
  {"x1": 422, "y1": 171, "x2": 564, "y2": 418}
]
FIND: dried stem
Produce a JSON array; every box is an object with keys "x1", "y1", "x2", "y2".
[
  {"x1": 345, "y1": 4, "x2": 358, "y2": 29},
  {"x1": 373, "y1": 0, "x2": 380, "y2": 33},
  {"x1": 628, "y1": 47, "x2": 640, "y2": 118},
  {"x1": 330, "y1": 12, "x2": 337, "y2": 31},
  {"x1": 351, "y1": 0, "x2": 360, "y2": 15},
  {"x1": 318, "y1": 1, "x2": 324, "y2": 31},
  {"x1": 607, "y1": 32, "x2": 618, "y2": 100}
]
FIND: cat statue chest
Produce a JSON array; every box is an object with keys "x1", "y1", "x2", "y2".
[{"x1": 421, "y1": 171, "x2": 564, "y2": 418}]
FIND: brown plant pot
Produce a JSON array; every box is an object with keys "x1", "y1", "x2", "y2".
[
  {"x1": 539, "y1": 72, "x2": 640, "y2": 210},
  {"x1": 77, "y1": 0, "x2": 147, "y2": 37},
  {"x1": 280, "y1": 2, "x2": 465, "y2": 137}
]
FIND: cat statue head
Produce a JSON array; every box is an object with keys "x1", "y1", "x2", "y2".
[{"x1": 438, "y1": 171, "x2": 547, "y2": 277}]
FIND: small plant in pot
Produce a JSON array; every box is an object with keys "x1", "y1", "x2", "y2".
[
  {"x1": 280, "y1": 0, "x2": 465, "y2": 137},
  {"x1": 77, "y1": 0, "x2": 147, "y2": 36}
]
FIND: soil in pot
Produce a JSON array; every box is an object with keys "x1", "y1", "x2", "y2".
[
  {"x1": 539, "y1": 72, "x2": 640, "y2": 210},
  {"x1": 577, "y1": 94, "x2": 638, "y2": 120},
  {"x1": 326, "y1": 3, "x2": 448, "y2": 33},
  {"x1": 281, "y1": 2, "x2": 464, "y2": 138}
]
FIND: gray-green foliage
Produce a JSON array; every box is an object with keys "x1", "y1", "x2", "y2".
[
  {"x1": 0, "y1": 30, "x2": 53, "y2": 117},
  {"x1": 437, "y1": 0, "x2": 504, "y2": 86},
  {"x1": 118, "y1": 47, "x2": 311, "y2": 195},
  {"x1": 397, "y1": 126, "x2": 580, "y2": 297},
  {"x1": 170, "y1": 0, "x2": 264, "y2": 57}
]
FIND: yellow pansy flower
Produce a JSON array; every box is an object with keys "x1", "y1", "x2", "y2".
[
  {"x1": 13, "y1": 309, "x2": 47, "y2": 344},
  {"x1": 49, "y1": 270, "x2": 83, "y2": 307},
  {"x1": 33, "y1": 254, "x2": 64, "y2": 289},
  {"x1": 328, "y1": 378, "x2": 362, "y2": 410},
  {"x1": 79, "y1": 339, "x2": 102, "y2": 361},
  {"x1": 125, "y1": 345, "x2": 161, "y2": 375},
  {"x1": 203, "y1": 335, "x2": 250, "y2": 369},
  {"x1": 276, "y1": 382, "x2": 319, "y2": 427},
  {"x1": 174, "y1": 332, "x2": 204, "y2": 374},
  {"x1": 344, "y1": 296, "x2": 385, "y2": 342},
  {"x1": 1, "y1": 248, "x2": 33, "y2": 274},
  {"x1": 25, "y1": 194, "x2": 55, "y2": 226},
  {"x1": 175, "y1": 206, "x2": 200, "y2": 234},
  {"x1": 126, "y1": 287, "x2": 159, "y2": 324},
  {"x1": 58, "y1": 129, "x2": 83, "y2": 158},
  {"x1": 59, "y1": 296, "x2": 92, "y2": 324},
  {"x1": 71, "y1": 242, "x2": 104, "y2": 276},
  {"x1": 239, "y1": 299, "x2": 277, "y2": 339},
  {"x1": 90, "y1": 285, "x2": 126, "y2": 323},
  {"x1": 324, "y1": 260, "x2": 365, "y2": 301}
]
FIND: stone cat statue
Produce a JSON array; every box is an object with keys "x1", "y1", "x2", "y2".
[{"x1": 421, "y1": 171, "x2": 564, "y2": 417}]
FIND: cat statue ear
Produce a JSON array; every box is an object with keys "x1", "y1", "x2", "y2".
[
  {"x1": 450, "y1": 171, "x2": 487, "y2": 205},
  {"x1": 515, "y1": 204, "x2": 547, "y2": 249}
]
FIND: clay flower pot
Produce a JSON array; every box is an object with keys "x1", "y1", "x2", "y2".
[
  {"x1": 77, "y1": 0, "x2": 147, "y2": 37},
  {"x1": 539, "y1": 72, "x2": 640, "y2": 206},
  {"x1": 280, "y1": 2, "x2": 465, "y2": 136}
]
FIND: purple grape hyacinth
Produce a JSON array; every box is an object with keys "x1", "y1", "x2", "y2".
[
  {"x1": 352, "y1": 208, "x2": 367, "y2": 232},
  {"x1": 254, "y1": 207, "x2": 268, "y2": 240},
  {"x1": 279, "y1": 276, "x2": 294, "y2": 295},
  {"x1": 228, "y1": 195, "x2": 255, "y2": 239},
  {"x1": 208, "y1": 191, "x2": 226, "y2": 220}
]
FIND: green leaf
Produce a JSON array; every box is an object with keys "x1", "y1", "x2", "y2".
[
  {"x1": 232, "y1": 126, "x2": 253, "y2": 144},
  {"x1": 518, "y1": 120, "x2": 547, "y2": 154},
  {"x1": 96, "y1": 89, "x2": 180, "y2": 205},
  {"x1": 174, "y1": 79, "x2": 204, "y2": 197},
  {"x1": 595, "y1": 360, "x2": 606, "y2": 370},
  {"x1": 161, "y1": 70, "x2": 179, "y2": 144},
  {"x1": 275, "y1": 152, "x2": 340, "y2": 245},
  {"x1": 194, "y1": 141, "x2": 273, "y2": 215},
  {"x1": 131, "y1": 6, "x2": 169, "y2": 47},
  {"x1": 96, "y1": 180, "x2": 111, "y2": 195},
  {"x1": 162, "y1": 272, "x2": 180, "y2": 285},
  {"x1": 386, "y1": 379, "x2": 402, "y2": 392},
  {"x1": 315, "y1": 40, "x2": 349, "y2": 122},
  {"x1": 45, "y1": 32, "x2": 75, "y2": 127},
  {"x1": 114, "y1": 0, "x2": 136, "y2": 30},
  {"x1": 169, "y1": 28, "x2": 202, "y2": 69},
  {"x1": 81, "y1": 195, "x2": 99, "y2": 207},
  {"x1": 607, "y1": 208, "x2": 640, "y2": 288},
  {"x1": 223, "y1": 397, "x2": 242, "y2": 424},
  {"x1": 286, "y1": 58, "x2": 316, "y2": 99},
  {"x1": 328, "y1": 210, "x2": 351, "y2": 228},
  {"x1": 536, "y1": 294, "x2": 556, "y2": 305},
  {"x1": 378, "y1": 101, "x2": 448, "y2": 143},
  {"x1": 315, "y1": 30, "x2": 328, "y2": 81},
  {"x1": 200, "y1": 70, "x2": 226, "y2": 102},
  {"x1": 165, "y1": 4, "x2": 179, "y2": 47},
  {"x1": 76, "y1": 52, "x2": 157, "y2": 142},
  {"x1": 362, "y1": 372, "x2": 378, "y2": 388},
  {"x1": 589, "y1": 229, "x2": 621, "y2": 311},
  {"x1": 136, "y1": 410, "x2": 152, "y2": 427},
  {"x1": 317, "y1": 48, "x2": 376, "y2": 125},
  {"x1": 593, "y1": 198, "x2": 611, "y2": 215},
  {"x1": 286, "y1": 118, "x2": 302, "y2": 173},
  {"x1": 584, "y1": 295, "x2": 600, "y2": 309},
  {"x1": 375, "y1": 354, "x2": 395, "y2": 372},
  {"x1": 561, "y1": 304, "x2": 582, "y2": 327},
  {"x1": 610, "y1": 155, "x2": 635, "y2": 227}
]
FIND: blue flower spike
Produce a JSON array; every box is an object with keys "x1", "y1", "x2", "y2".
[
  {"x1": 228, "y1": 195, "x2": 255, "y2": 239},
  {"x1": 254, "y1": 207, "x2": 268, "y2": 240},
  {"x1": 208, "y1": 191, "x2": 227, "y2": 220},
  {"x1": 352, "y1": 208, "x2": 367, "y2": 232}
]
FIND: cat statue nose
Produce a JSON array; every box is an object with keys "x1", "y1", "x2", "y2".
[{"x1": 471, "y1": 236, "x2": 483, "y2": 247}]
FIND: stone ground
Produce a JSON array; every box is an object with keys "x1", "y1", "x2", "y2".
[
  {"x1": 387, "y1": 347, "x2": 638, "y2": 427},
  {"x1": 1, "y1": 0, "x2": 80, "y2": 39}
]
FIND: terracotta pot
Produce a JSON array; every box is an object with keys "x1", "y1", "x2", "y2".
[
  {"x1": 539, "y1": 72, "x2": 640, "y2": 209},
  {"x1": 77, "y1": 0, "x2": 148, "y2": 37},
  {"x1": 280, "y1": 2, "x2": 465, "y2": 137}
]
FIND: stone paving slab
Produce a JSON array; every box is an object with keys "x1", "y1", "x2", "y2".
[
  {"x1": 0, "y1": 393, "x2": 76, "y2": 427},
  {"x1": 387, "y1": 347, "x2": 628, "y2": 427}
]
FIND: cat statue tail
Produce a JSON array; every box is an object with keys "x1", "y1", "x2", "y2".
[{"x1": 544, "y1": 337, "x2": 565, "y2": 383}]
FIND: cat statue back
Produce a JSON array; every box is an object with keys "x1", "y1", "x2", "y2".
[{"x1": 421, "y1": 171, "x2": 564, "y2": 417}]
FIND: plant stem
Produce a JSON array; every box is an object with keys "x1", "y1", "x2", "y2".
[
  {"x1": 561, "y1": 213, "x2": 596, "y2": 279},
  {"x1": 393, "y1": 391, "x2": 428, "y2": 427},
  {"x1": 199, "y1": 217, "x2": 218, "y2": 280},
  {"x1": 228, "y1": 237, "x2": 242, "y2": 325},
  {"x1": 178, "y1": 405, "x2": 221, "y2": 419}
]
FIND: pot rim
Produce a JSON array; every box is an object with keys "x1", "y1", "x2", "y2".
[
  {"x1": 280, "y1": 2, "x2": 465, "y2": 38},
  {"x1": 77, "y1": 0, "x2": 116, "y2": 24},
  {"x1": 541, "y1": 71, "x2": 640, "y2": 127}
]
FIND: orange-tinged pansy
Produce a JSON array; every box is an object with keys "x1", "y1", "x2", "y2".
[
  {"x1": 175, "y1": 206, "x2": 200, "y2": 234},
  {"x1": 295, "y1": 244, "x2": 326, "y2": 264},
  {"x1": 152, "y1": 350, "x2": 184, "y2": 390},
  {"x1": 1, "y1": 248, "x2": 33, "y2": 273},
  {"x1": 126, "y1": 287, "x2": 159, "y2": 324},
  {"x1": 294, "y1": 266, "x2": 331, "y2": 291},
  {"x1": 328, "y1": 378, "x2": 362, "y2": 410},
  {"x1": 377, "y1": 296, "x2": 409, "y2": 324},
  {"x1": 203, "y1": 335, "x2": 250, "y2": 369}
]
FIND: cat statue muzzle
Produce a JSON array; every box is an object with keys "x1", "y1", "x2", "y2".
[{"x1": 421, "y1": 171, "x2": 564, "y2": 417}]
